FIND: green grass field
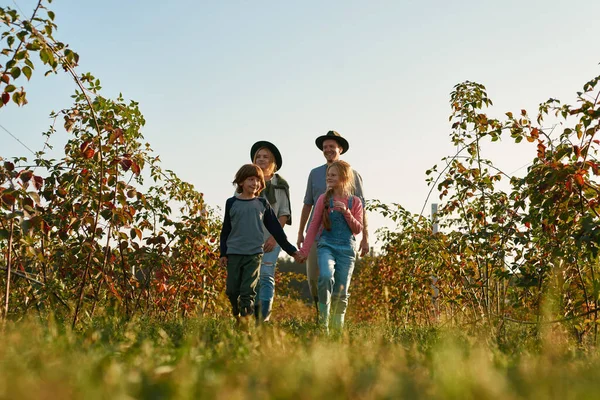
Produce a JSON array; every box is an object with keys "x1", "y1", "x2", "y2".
[{"x1": 1, "y1": 302, "x2": 600, "y2": 400}]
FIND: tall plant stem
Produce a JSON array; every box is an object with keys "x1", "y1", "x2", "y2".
[{"x1": 3, "y1": 205, "x2": 15, "y2": 324}]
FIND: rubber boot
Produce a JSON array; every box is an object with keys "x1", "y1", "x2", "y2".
[
  {"x1": 313, "y1": 296, "x2": 320, "y2": 325},
  {"x1": 261, "y1": 299, "x2": 273, "y2": 322},
  {"x1": 318, "y1": 302, "x2": 330, "y2": 334},
  {"x1": 254, "y1": 301, "x2": 261, "y2": 323},
  {"x1": 331, "y1": 313, "x2": 345, "y2": 333}
]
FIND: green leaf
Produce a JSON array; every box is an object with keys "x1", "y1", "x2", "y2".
[
  {"x1": 25, "y1": 42, "x2": 41, "y2": 51},
  {"x1": 21, "y1": 219, "x2": 31, "y2": 233},
  {"x1": 10, "y1": 67, "x2": 21, "y2": 79},
  {"x1": 39, "y1": 47, "x2": 50, "y2": 63},
  {"x1": 5, "y1": 84, "x2": 16, "y2": 92},
  {"x1": 47, "y1": 11, "x2": 55, "y2": 20},
  {"x1": 28, "y1": 191, "x2": 41, "y2": 205},
  {"x1": 6, "y1": 36, "x2": 14, "y2": 48},
  {"x1": 22, "y1": 66, "x2": 32, "y2": 80},
  {"x1": 16, "y1": 31, "x2": 27, "y2": 42},
  {"x1": 100, "y1": 209, "x2": 112, "y2": 221},
  {"x1": 0, "y1": 229, "x2": 9, "y2": 240}
]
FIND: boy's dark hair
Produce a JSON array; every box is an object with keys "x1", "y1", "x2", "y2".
[{"x1": 233, "y1": 164, "x2": 266, "y2": 194}]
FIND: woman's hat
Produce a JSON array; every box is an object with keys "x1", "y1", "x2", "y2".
[
  {"x1": 315, "y1": 130, "x2": 349, "y2": 154},
  {"x1": 250, "y1": 140, "x2": 283, "y2": 171}
]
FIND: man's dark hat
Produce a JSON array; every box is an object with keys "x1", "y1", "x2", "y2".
[
  {"x1": 251, "y1": 141, "x2": 282, "y2": 171},
  {"x1": 315, "y1": 130, "x2": 349, "y2": 154}
]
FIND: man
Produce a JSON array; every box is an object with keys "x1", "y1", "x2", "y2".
[{"x1": 297, "y1": 130, "x2": 369, "y2": 320}]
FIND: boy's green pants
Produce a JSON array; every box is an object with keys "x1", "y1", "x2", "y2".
[{"x1": 225, "y1": 254, "x2": 262, "y2": 317}]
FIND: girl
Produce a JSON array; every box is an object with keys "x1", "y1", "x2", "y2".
[
  {"x1": 298, "y1": 160, "x2": 363, "y2": 332},
  {"x1": 250, "y1": 141, "x2": 292, "y2": 322}
]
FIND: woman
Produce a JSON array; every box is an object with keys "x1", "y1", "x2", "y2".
[{"x1": 250, "y1": 141, "x2": 292, "y2": 322}]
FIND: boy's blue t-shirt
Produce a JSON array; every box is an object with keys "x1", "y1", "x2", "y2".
[{"x1": 219, "y1": 196, "x2": 297, "y2": 257}]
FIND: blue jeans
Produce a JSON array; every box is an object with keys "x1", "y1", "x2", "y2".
[
  {"x1": 258, "y1": 245, "x2": 281, "y2": 303},
  {"x1": 317, "y1": 238, "x2": 356, "y2": 317}
]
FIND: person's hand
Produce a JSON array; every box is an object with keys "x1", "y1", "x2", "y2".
[
  {"x1": 293, "y1": 252, "x2": 306, "y2": 263},
  {"x1": 263, "y1": 236, "x2": 277, "y2": 253},
  {"x1": 332, "y1": 200, "x2": 348, "y2": 213},
  {"x1": 297, "y1": 231, "x2": 305, "y2": 248},
  {"x1": 219, "y1": 256, "x2": 228, "y2": 267},
  {"x1": 359, "y1": 237, "x2": 369, "y2": 257}
]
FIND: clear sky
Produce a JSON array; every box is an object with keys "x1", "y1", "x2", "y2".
[{"x1": 2, "y1": 0, "x2": 600, "y2": 249}]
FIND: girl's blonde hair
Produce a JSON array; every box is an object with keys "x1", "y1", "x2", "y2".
[
  {"x1": 233, "y1": 164, "x2": 266, "y2": 194},
  {"x1": 322, "y1": 160, "x2": 355, "y2": 231},
  {"x1": 253, "y1": 146, "x2": 277, "y2": 177}
]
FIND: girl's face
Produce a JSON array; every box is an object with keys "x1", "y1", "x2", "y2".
[
  {"x1": 241, "y1": 176, "x2": 261, "y2": 196},
  {"x1": 254, "y1": 149, "x2": 273, "y2": 172},
  {"x1": 326, "y1": 166, "x2": 341, "y2": 189}
]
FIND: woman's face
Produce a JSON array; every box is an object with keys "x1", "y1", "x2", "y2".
[{"x1": 254, "y1": 148, "x2": 273, "y2": 172}]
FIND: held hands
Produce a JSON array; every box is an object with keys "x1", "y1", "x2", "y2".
[
  {"x1": 293, "y1": 252, "x2": 307, "y2": 264},
  {"x1": 219, "y1": 256, "x2": 228, "y2": 267}
]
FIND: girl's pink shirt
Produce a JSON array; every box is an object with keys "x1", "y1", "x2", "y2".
[{"x1": 299, "y1": 194, "x2": 363, "y2": 257}]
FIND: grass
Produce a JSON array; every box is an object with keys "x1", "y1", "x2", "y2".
[{"x1": 1, "y1": 302, "x2": 600, "y2": 399}]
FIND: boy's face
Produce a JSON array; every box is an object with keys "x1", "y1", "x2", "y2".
[{"x1": 241, "y1": 176, "x2": 261, "y2": 196}]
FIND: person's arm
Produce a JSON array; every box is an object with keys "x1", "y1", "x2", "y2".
[
  {"x1": 361, "y1": 208, "x2": 369, "y2": 255},
  {"x1": 340, "y1": 196, "x2": 363, "y2": 235},
  {"x1": 297, "y1": 171, "x2": 315, "y2": 247},
  {"x1": 264, "y1": 184, "x2": 291, "y2": 252},
  {"x1": 275, "y1": 185, "x2": 291, "y2": 228},
  {"x1": 219, "y1": 198, "x2": 234, "y2": 258},
  {"x1": 263, "y1": 201, "x2": 297, "y2": 256},
  {"x1": 297, "y1": 204, "x2": 312, "y2": 246},
  {"x1": 353, "y1": 170, "x2": 369, "y2": 256},
  {"x1": 263, "y1": 215, "x2": 288, "y2": 253},
  {"x1": 299, "y1": 195, "x2": 325, "y2": 257}
]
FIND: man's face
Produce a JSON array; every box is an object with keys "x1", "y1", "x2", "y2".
[{"x1": 322, "y1": 139, "x2": 342, "y2": 164}]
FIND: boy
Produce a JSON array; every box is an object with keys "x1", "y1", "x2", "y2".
[{"x1": 220, "y1": 164, "x2": 299, "y2": 324}]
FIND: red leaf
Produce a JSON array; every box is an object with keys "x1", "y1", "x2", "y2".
[
  {"x1": 120, "y1": 158, "x2": 132, "y2": 171},
  {"x1": 131, "y1": 162, "x2": 141, "y2": 176},
  {"x1": 33, "y1": 175, "x2": 43, "y2": 190},
  {"x1": 537, "y1": 142, "x2": 546, "y2": 159},
  {"x1": 80, "y1": 141, "x2": 95, "y2": 159},
  {"x1": 19, "y1": 170, "x2": 33, "y2": 183},
  {"x1": 1, "y1": 193, "x2": 16, "y2": 206}
]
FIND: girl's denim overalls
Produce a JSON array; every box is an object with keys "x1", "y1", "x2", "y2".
[{"x1": 317, "y1": 196, "x2": 356, "y2": 329}]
